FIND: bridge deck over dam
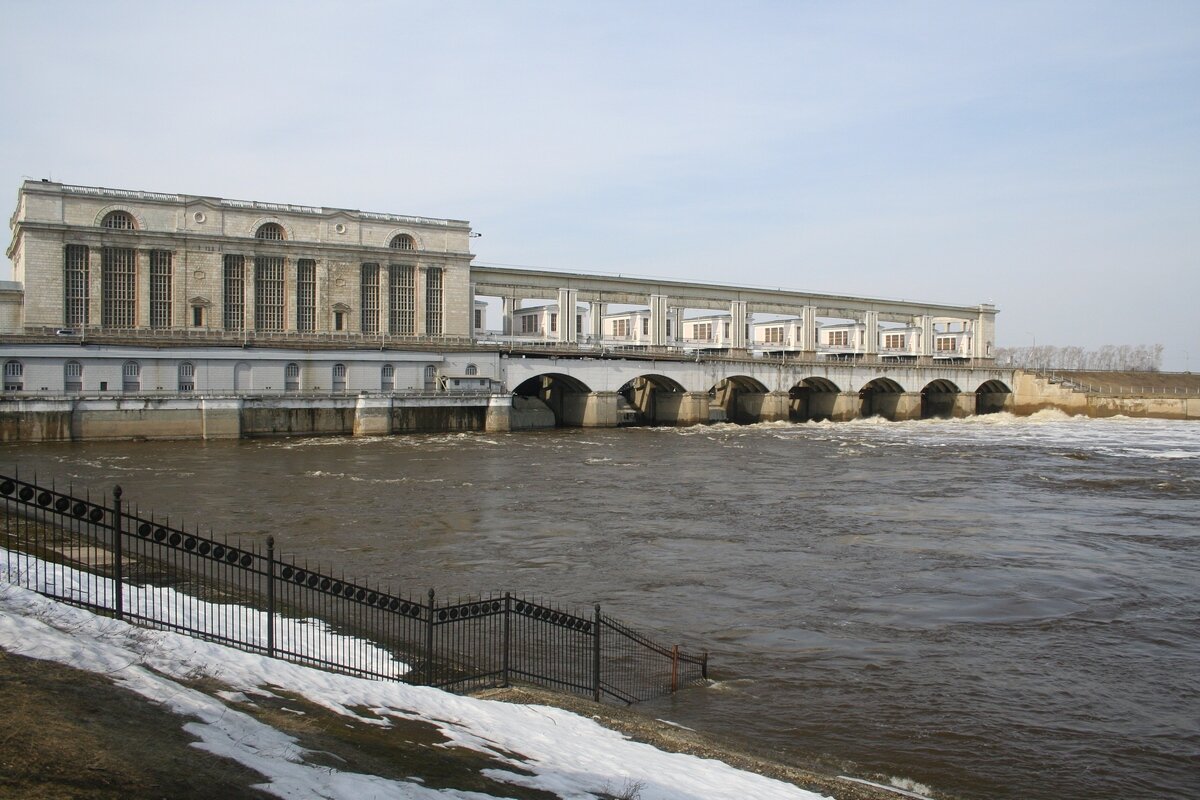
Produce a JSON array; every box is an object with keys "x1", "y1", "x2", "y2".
[{"x1": 498, "y1": 349, "x2": 1015, "y2": 427}]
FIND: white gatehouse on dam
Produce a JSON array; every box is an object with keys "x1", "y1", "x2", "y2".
[{"x1": 0, "y1": 180, "x2": 1017, "y2": 440}]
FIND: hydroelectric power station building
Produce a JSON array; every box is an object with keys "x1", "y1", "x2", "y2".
[{"x1": 1, "y1": 180, "x2": 1015, "y2": 440}]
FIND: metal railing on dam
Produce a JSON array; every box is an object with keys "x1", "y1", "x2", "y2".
[{"x1": 0, "y1": 473, "x2": 707, "y2": 704}]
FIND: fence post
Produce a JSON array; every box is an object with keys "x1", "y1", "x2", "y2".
[
  {"x1": 502, "y1": 592, "x2": 511, "y2": 687},
  {"x1": 266, "y1": 536, "x2": 275, "y2": 659},
  {"x1": 425, "y1": 588, "x2": 436, "y2": 686},
  {"x1": 111, "y1": 486, "x2": 123, "y2": 621},
  {"x1": 671, "y1": 644, "x2": 679, "y2": 693},
  {"x1": 593, "y1": 604, "x2": 601, "y2": 702},
  {"x1": 701, "y1": 651, "x2": 709, "y2": 680}
]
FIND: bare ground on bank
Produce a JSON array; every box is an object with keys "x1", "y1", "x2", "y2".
[{"x1": 0, "y1": 647, "x2": 930, "y2": 800}]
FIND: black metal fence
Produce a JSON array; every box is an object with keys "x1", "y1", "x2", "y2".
[{"x1": 0, "y1": 472, "x2": 707, "y2": 703}]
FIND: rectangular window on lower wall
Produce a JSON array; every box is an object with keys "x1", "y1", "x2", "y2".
[
  {"x1": 360, "y1": 263, "x2": 380, "y2": 334},
  {"x1": 64, "y1": 245, "x2": 89, "y2": 328},
  {"x1": 223, "y1": 255, "x2": 245, "y2": 331},
  {"x1": 101, "y1": 247, "x2": 136, "y2": 328},
  {"x1": 296, "y1": 259, "x2": 316, "y2": 332},
  {"x1": 149, "y1": 250, "x2": 172, "y2": 328},
  {"x1": 936, "y1": 336, "x2": 958, "y2": 352},
  {"x1": 424, "y1": 267, "x2": 443, "y2": 335},
  {"x1": 884, "y1": 333, "x2": 906, "y2": 349},
  {"x1": 828, "y1": 330, "x2": 850, "y2": 346}
]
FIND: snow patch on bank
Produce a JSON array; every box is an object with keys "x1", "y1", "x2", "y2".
[{"x1": 0, "y1": 554, "x2": 830, "y2": 800}]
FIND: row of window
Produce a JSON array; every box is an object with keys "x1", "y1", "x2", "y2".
[
  {"x1": 64, "y1": 246, "x2": 442, "y2": 334},
  {"x1": 2, "y1": 360, "x2": 478, "y2": 393},
  {"x1": 101, "y1": 211, "x2": 419, "y2": 250}
]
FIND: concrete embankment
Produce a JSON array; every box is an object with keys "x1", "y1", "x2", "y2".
[
  {"x1": 1012, "y1": 370, "x2": 1200, "y2": 419},
  {"x1": 0, "y1": 394, "x2": 552, "y2": 442}
]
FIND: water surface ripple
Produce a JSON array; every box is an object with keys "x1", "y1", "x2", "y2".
[{"x1": 5, "y1": 411, "x2": 1199, "y2": 799}]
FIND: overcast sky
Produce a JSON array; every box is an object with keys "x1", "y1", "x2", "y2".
[{"x1": 3, "y1": 2, "x2": 1197, "y2": 369}]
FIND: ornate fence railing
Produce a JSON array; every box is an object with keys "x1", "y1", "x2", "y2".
[{"x1": 0, "y1": 472, "x2": 707, "y2": 703}]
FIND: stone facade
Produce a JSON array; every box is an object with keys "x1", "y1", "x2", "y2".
[{"x1": 6, "y1": 181, "x2": 475, "y2": 337}]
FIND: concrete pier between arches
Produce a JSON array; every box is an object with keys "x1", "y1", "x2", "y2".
[
  {"x1": 652, "y1": 392, "x2": 710, "y2": 426},
  {"x1": 559, "y1": 391, "x2": 620, "y2": 427}
]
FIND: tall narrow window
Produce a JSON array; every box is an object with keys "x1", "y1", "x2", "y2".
[
  {"x1": 388, "y1": 264, "x2": 415, "y2": 335},
  {"x1": 178, "y1": 362, "x2": 195, "y2": 393},
  {"x1": 296, "y1": 259, "x2": 316, "y2": 332},
  {"x1": 101, "y1": 248, "x2": 136, "y2": 328},
  {"x1": 285, "y1": 362, "x2": 300, "y2": 393},
  {"x1": 254, "y1": 256, "x2": 285, "y2": 331},
  {"x1": 381, "y1": 364, "x2": 395, "y2": 391},
  {"x1": 64, "y1": 245, "x2": 89, "y2": 328},
  {"x1": 64, "y1": 361, "x2": 83, "y2": 392},
  {"x1": 360, "y1": 263, "x2": 380, "y2": 334},
  {"x1": 423, "y1": 365, "x2": 437, "y2": 391},
  {"x1": 149, "y1": 250, "x2": 172, "y2": 328},
  {"x1": 3, "y1": 360, "x2": 23, "y2": 392},
  {"x1": 122, "y1": 361, "x2": 140, "y2": 394},
  {"x1": 332, "y1": 363, "x2": 347, "y2": 392},
  {"x1": 425, "y1": 267, "x2": 443, "y2": 336},
  {"x1": 223, "y1": 255, "x2": 245, "y2": 331}
]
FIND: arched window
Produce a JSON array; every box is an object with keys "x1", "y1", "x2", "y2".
[
  {"x1": 381, "y1": 364, "x2": 395, "y2": 392},
  {"x1": 332, "y1": 363, "x2": 347, "y2": 392},
  {"x1": 122, "y1": 361, "x2": 140, "y2": 394},
  {"x1": 255, "y1": 222, "x2": 285, "y2": 240},
  {"x1": 423, "y1": 365, "x2": 437, "y2": 391},
  {"x1": 389, "y1": 233, "x2": 415, "y2": 250},
  {"x1": 101, "y1": 211, "x2": 136, "y2": 230},
  {"x1": 64, "y1": 361, "x2": 83, "y2": 393},
  {"x1": 465, "y1": 364, "x2": 478, "y2": 376},
  {"x1": 178, "y1": 362, "x2": 195, "y2": 393},
  {"x1": 285, "y1": 362, "x2": 300, "y2": 393},
  {"x1": 4, "y1": 360, "x2": 23, "y2": 392}
]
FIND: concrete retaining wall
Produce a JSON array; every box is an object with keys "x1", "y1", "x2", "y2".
[
  {"x1": 0, "y1": 394, "x2": 508, "y2": 442},
  {"x1": 1012, "y1": 372, "x2": 1200, "y2": 419}
]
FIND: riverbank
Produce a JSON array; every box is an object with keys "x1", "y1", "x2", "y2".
[{"x1": 0, "y1": 580, "x2": 936, "y2": 800}]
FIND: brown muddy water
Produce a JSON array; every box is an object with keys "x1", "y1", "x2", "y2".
[{"x1": 3, "y1": 411, "x2": 1198, "y2": 799}]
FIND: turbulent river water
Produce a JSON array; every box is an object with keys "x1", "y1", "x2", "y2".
[{"x1": 3, "y1": 412, "x2": 1198, "y2": 800}]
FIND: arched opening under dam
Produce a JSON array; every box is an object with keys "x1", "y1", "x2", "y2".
[
  {"x1": 976, "y1": 380, "x2": 1013, "y2": 415},
  {"x1": 789, "y1": 377, "x2": 842, "y2": 422},
  {"x1": 512, "y1": 373, "x2": 594, "y2": 427},
  {"x1": 859, "y1": 377, "x2": 906, "y2": 421},
  {"x1": 921, "y1": 379, "x2": 962, "y2": 419},
  {"x1": 710, "y1": 375, "x2": 771, "y2": 424},
  {"x1": 617, "y1": 374, "x2": 688, "y2": 426}
]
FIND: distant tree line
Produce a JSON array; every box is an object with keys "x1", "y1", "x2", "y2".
[{"x1": 994, "y1": 344, "x2": 1163, "y2": 372}]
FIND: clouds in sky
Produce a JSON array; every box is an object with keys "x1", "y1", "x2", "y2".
[{"x1": 3, "y1": 1, "x2": 1197, "y2": 367}]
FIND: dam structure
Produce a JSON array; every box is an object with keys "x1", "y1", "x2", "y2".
[{"x1": 0, "y1": 180, "x2": 1016, "y2": 440}]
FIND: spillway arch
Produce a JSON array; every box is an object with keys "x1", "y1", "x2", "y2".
[
  {"x1": 710, "y1": 375, "x2": 771, "y2": 424},
  {"x1": 859, "y1": 377, "x2": 906, "y2": 420},
  {"x1": 617, "y1": 374, "x2": 688, "y2": 425},
  {"x1": 789, "y1": 377, "x2": 842, "y2": 422},
  {"x1": 921, "y1": 378, "x2": 962, "y2": 419},
  {"x1": 975, "y1": 379, "x2": 1013, "y2": 415}
]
